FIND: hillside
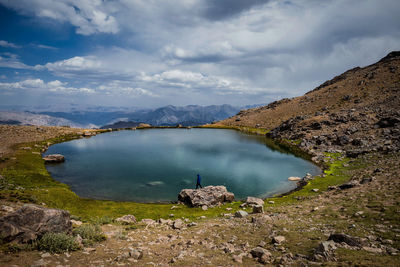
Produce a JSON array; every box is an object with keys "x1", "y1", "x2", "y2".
[
  {"x1": 217, "y1": 51, "x2": 400, "y2": 131},
  {"x1": 0, "y1": 111, "x2": 80, "y2": 128},
  {"x1": 216, "y1": 51, "x2": 400, "y2": 162},
  {"x1": 0, "y1": 53, "x2": 399, "y2": 266}
]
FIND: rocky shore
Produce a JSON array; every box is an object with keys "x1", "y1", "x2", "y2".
[{"x1": 0, "y1": 52, "x2": 399, "y2": 266}]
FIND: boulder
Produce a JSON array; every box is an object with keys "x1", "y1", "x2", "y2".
[
  {"x1": 245, "y1": 196, "x2": 264, "y2": 206},
  {"x1": 43, "y1": 154, "x2": 65, "y2": 163},
  {"x1": 172, "y1": 219, "x2": 184, "y2": 230},
  {"x1": 0, "y1": 204, "x2": 71, "y2": 243},
  {"x1": 250, "y1": 247, "x2": 272, "y2": 263},
  {"x1": 338, "y1": 181, "x2": 359, "y2": 190},
  {"x1": 234, "y1": 210, "x2": 248, "y2": 218},
  {"x1": 313, "y1": 240, "x2": 337, "y2": 261},
  {"x1": 272, "y1": 235, "x2": 286, "y2": 244},
  {"x1": 288, "y1": 176, "x2": 301, "y2": 181},
  {"x1": 178, "y1": 186, "x2": 234, "y2": 207},
  {"x1": 115, "y1": 215, "x2": 137, "y2": 224},
  {"x1": 328, "y1": 233, "x2": 362, "y2": 247},
  {"x1": 252, "y1": 205, "x2": 264, "y2": 214}
]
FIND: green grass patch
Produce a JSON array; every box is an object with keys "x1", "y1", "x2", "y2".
[
  {"x1": 36, "y1": 232, "x2": 80, "y2": 253},
  {"x1": 0, "y1": 136, "x2": 242, "y2": 221},
  {"x1": 266, "y1": 152, "x2": 353, "y2": 205},
  {"x1": 72, "y1": 224, "x2": 106, "y2": 245}
]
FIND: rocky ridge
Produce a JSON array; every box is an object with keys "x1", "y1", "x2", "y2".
[{"x1": 0, "y1": 52, "x2": 399, "y2": 266}]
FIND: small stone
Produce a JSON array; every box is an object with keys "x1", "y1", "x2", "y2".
[
  {"x1": 312, "y1": 188, "x2": 319, "y2": 192},
  {"x1": 234, "y1": 210, "x2": 249, "y2": 218},
  {"x1": 245, "y1": 196, "x2": 264, "y2": 206},
  {"x1": 232, "y1": 254, "x2": 243, "y2": 263},
  {"x1": 250, "y1": 247, "x2": 272, "y2": 263},
  {"x1": 258, "y1": 241, "x2": 266, "y2": 247},
  {"x1": 200, "y1": 216, "x2": 206, "y2": 219},
  {"x1": 70, "y1": 219, "x2": 83, "y2": 226},
  {"x1": 328, "y1": 233, "x2": 361, "y2": 247},
  {"x1": 288, "y1": 176, "x2": 301, "y2": 181},
  {"x1": 272, "y1": 236, "x2": 286, "y2": 244},
  {"x1": 173, "y1": 219, "x2": 184, "y2": 230},
  {"x1": 201, "y1": 205, "x2": 208, "y2": 211},
  {"x1": 252, "y1": 205, "x2": 264, "y2": 214},
  {"x1": 158, "y1": 218, "x2": 172, "y2": 225},
  {"x1": 141, "y1": 219, "x2": 155, "y2": 225},
  {"x1": 84, "y1": 247, "x2": 96, "y2": 253},
  {"x1": 42, "y1": 154, "x2": 65, "y2": 163},
  {"x1": 75, "y1": 234, "x2": 83, "y2": 247},
  {"x1": 188, "y1": 222, "x2": 197, "y2": 227},
  {"x1": 268, "y1": 201, "x2": 275, "y2": 204},
  {"x1": 41, "y1": 252, "x2": 51, "y2": 258},
  {"x1": 226, "y1": 208, "x2": 232, "y2": 211},
  {"x1": 1, "y1": 205, "x2": 14, "y2": 213},
  {"x1": 312, "y1": 207, "x2": 319, "y2": 212},
  {"x1": 362, "y1": 246, "x2": 383, "y2": 253},
  {"x1": 354, "y1": 211, "x2": 364, "y2": 217},
  {"x1": 129, "y1": 249, "x2": 143, "y2": 260},
  {"x1": 316, "y1": 240, "x2": 336, "y2": 254},
  {"x1": 32, "y1": 259, "x2": 46, "y2": 267},
  {"x1": 115, "y1": 215, "x2": 137, "y2": 224}
]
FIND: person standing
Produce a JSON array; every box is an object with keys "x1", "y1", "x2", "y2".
[{"x1": 196, "y1": 174, "x2": 202, "y2": 189}]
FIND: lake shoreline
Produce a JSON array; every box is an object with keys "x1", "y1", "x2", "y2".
[{"x1": 43, "y1": 127, "x2": 321, "y2": 203}]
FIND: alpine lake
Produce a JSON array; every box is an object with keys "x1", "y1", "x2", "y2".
[{"x1": 44, "y1": 128, "x2": 320, "y2": 203}]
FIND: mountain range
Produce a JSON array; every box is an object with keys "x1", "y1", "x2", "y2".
[{"x1": 0, "y1": 104, "x2": 255, "y2": 128}]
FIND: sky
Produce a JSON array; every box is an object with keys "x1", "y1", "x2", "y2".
[{"x1": 0, "y1": 0, "x2": 399, "y2": 109}]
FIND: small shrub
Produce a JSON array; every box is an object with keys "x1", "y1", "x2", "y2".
[
  {"x1": 37, "y1": 232, "x2": 79, "y2": 253},
  {"x1": 73, "y1": 224, "x2": 106, "y2": 245},
  {"x1": 114, "y1": 230, "x2": 127, "y2": 240},
  {"x1": 94, "y1": 216, "x2": 112, "y2": 225}
]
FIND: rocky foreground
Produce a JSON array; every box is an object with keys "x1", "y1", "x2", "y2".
[{"x1": 0, "y1": 52, "x2": 400, "y2": 266}]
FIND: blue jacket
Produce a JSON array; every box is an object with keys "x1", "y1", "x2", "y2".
[{"x1": 197, "y1": 174, "x2": 201, "y2": 184}]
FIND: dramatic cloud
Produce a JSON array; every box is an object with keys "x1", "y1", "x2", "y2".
[
  {"x1": 0, "y1": 0, "x2": 399, "y2": 108},
  {"x1": 0, "y1": 79, "x2": 94, "y2": 94},
  {"x1": 0, "y1": 0, "x2": 119, "y2": 35}
]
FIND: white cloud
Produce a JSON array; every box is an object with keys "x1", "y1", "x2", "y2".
[
  {"x1": 1, "y1": 0, "x2": 399, "y2": 107},
  {"x1": 0, "y1": 79, "x2": 94, "y2": 94},
  {"x1": 0, "y1": 53, "x2": 33, "y2": 69},
  {"x1": 36, "y1": 44, "x2": 58, "y2": 50},
  {"x1": 42, "y1": 56, "x2": 102, "y2": 72},
  {"x1": 0, "y1": 40, "x2": 21, "y2": 48},
  {"x1": 0, "y1": 0, "x2": 119, "y2": 35}
]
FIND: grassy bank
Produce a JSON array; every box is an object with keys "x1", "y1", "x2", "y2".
[{"x1": 0, "y1": 128, "x2": 355, "y2": 222}]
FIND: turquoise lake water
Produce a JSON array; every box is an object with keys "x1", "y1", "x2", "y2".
[{"x1": 44, "y1": 129, "x2": 320, "y2": 202}]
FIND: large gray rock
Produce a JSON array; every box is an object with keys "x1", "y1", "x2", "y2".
[
  {"x1": 115, "y1": 214, "x2": 137, "y2": 224},
  {"x1": 245, "y1": 196, "x2": 264, "y2": 206},
  {"x1": 328, "y1": 233, "x2": 362, "y2": 247},
  {"x1": 43, "y1": 154, "x2": 65, "y2": 163},
  {"x1": 0, "y1": 204, "x2": 72, "y2": 243},
  {"x1": 234, "y1": 210, "x2": 249, "y2": 218},
  {"x1": 178, "y1": 186, "x2": 234, "y2": 207}
]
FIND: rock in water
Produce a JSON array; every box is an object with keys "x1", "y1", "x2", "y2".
[
  {"x1": 178, "y1": 186, "x2": 234, "y2": 207},
  {"x1": 43, "y1": 154, "x2": 65, "y2": 163},
  {"x1": 0, "y1": 204, "x2": 72, "y2": 243}
]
